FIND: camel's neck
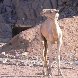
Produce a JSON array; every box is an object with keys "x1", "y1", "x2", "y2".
[{"x1": 47, "y1": 17, "x2": 59, "y2": 28}]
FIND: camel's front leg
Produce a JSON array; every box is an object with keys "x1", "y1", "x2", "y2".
[{"x1": 43, "y1": 42, "x2": 52, "y2": 77}]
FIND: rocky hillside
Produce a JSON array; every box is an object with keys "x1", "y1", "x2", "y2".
[{"x1": 0, "y1": 0, "x2": 78, "y2": 61}]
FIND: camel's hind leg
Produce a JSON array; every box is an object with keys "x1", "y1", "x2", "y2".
[
  {"x1": 42, "y1": 36, "x2": 49, "y2": 76},
  {"x1": 57, "y1": 33, "x2": 62, "y2": 76}
]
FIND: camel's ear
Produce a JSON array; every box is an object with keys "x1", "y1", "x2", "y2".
[{"x1": 56, "y1": 10, "x2": 59, "y2": 13}]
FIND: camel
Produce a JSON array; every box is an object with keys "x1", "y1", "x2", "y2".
[{"x1": 40, "y1": 9, "x2": 62, "y2": 76}]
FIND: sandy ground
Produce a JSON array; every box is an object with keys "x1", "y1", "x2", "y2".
[
  {"x1": 0, "y1": 42, "x2": 78, "y2": 78},
  {"x1": 0, "y1": 61, "x2": 78, "y2": 78}
]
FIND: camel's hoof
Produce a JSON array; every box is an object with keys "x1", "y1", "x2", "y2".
[
  {"x1": 55, "y1": 71, "x2": 62, "y2": 76},
  {"x1": 47, "y1": 67, "x2": 52, "y2": 76},
  {"x1": 42, "y1": 70, "x2": 49, "y2": 76},
  {"x1": 43, "y1": 68, "x2": 52, "y2": 77},
  {"x1": 43, "y1": 71, "x2": 48, "y2": 76}
]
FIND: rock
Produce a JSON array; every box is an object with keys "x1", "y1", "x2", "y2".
[
  {"x1": 3, "y1": 0, "x2": 12, "y2": 6},
  {"x1": 0, "y1": 15, "x2": 5, "y2": 23},
  {"x1": 0, "y1": 23, "x2": 12, "y2": 38},
  {"x1": 51, "y1": 0, "x2": 57, "y2": 8}
]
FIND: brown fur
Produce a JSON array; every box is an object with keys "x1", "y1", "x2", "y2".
[{"x1": 40, "y1": 9, "x2": 62, "y2": 76}]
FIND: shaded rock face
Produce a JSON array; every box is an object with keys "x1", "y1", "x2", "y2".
[
  {"x1": 12, "y1": 27, "x2": 32, "y2": 37},
  {"x1": 0, "y1": 15, "x2": 12, "y2": 38}
]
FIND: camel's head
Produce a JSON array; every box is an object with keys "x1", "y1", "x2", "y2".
[{"x1": 40, "y1": 9, "x2": 59, "y2": 19}]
